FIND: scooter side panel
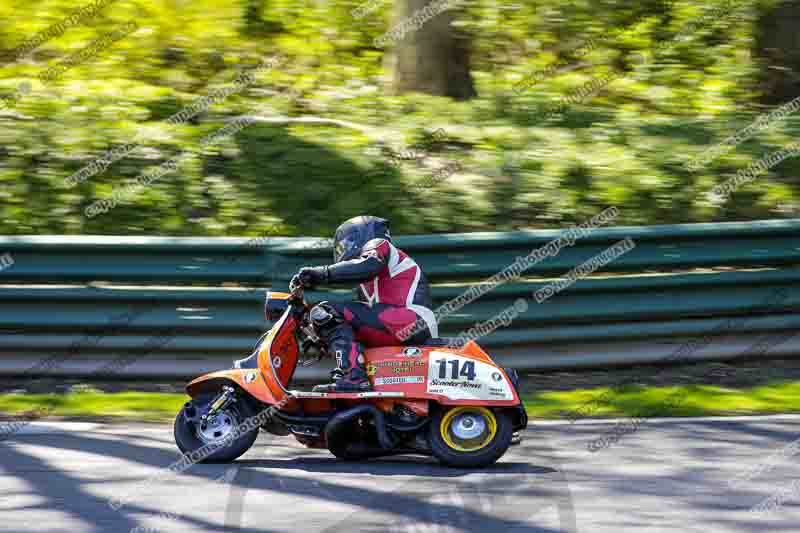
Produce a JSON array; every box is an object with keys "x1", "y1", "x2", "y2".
[{"x1": 363, "y1": 345, "x2": 521, "y2": 407}]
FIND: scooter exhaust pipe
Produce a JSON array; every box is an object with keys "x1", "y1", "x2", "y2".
[{"x1": 324, "y1": 404, "x2": 395, "y2": 458}]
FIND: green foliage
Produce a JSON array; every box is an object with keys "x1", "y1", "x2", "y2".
[{"x1": 0, "y1": 0, "x2": 797, "y2": 237}]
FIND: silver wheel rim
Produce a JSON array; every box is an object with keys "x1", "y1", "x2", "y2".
[
  {"x1": 451, "y1": 413, "x2": 487, "y2": 440},
  {"x1": 196, "y1": 410, "x2": 237, "y2": 444}
]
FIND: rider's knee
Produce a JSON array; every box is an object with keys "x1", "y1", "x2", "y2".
[{"x1": 310, "y1": 301, "x2": 344, "y2": 337}]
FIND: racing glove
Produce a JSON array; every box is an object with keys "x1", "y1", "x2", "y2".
[{"x1": 290, "y1": 266, "x2": 328, "y2": 289}]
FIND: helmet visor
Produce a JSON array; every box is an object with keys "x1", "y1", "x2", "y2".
[{"x1": 333, "y1": 236, "x2": 360, "y2": 263}]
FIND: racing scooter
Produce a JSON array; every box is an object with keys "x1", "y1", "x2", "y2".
[{"x1": 174, "y1": 287, "x2": 527, "y2": 467}]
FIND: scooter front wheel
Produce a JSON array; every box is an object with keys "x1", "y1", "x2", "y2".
[
  {"x1": 174, "y1": 392, "x2": 259, "y2": 463},
  {"x1": 429, "y1": 406, "x2": 513, "y2": 468}
]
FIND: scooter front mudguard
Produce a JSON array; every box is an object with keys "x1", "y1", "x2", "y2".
[{"x1": 186, "y1": 369, "x2": 285, "y2": 406}]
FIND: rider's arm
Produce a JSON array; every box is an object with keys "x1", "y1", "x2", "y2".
[{"x1": 324, "y1": 238, "x2": 389, "y2": 283}]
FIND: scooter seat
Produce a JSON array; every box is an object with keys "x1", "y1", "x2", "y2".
[{"x1": 420, "y1": 337, "x2": 466, "y2": 348}]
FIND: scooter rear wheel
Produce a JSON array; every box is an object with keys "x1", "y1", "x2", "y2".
[{"x1": 429, "y1": 406, "x2": 513, "y2": 468}]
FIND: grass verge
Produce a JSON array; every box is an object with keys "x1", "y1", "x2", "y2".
[
  {"x1": 524, "y1": 381, "x2": 800, "y2": 419},
  {"x1": 0, "y1": 392, "x2": 187, "y2": 423},
  {"x1": 1, "y1": 381, "x2": 799, "y2": 423}
]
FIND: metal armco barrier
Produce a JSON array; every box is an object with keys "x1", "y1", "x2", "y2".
[{"x1": 0, "y1": 219, "x2": 798, "y2": 380}]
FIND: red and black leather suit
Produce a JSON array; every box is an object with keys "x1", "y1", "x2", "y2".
[{"x1": 293, "y1": 220, "x2": 437, "y2": 391}]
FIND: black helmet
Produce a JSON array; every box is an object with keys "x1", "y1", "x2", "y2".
[{"x1": 333, "y1": 216, "x2": 391, "y2": 263}]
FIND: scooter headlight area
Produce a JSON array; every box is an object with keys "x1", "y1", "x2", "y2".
[{"x1": 175, "y1": 287, "x2": 526, "y2": 467}]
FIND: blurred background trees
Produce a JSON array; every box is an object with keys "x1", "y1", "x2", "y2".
[{"x1": 0, "y1": 0, "x2": 799, "y2": 237}]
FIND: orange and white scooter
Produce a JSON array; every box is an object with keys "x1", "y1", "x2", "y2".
[{"x1": 175, "y1": 287, "x2": 527, "y2": 467}]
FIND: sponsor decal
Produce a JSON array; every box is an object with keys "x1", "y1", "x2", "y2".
[
  {"x1": 244, "y1": 372, "x2": 257, "y2": 384},
  {"x1": 492, "y1": 372, "x2": 503, "y2": 382},
  {"x1": 373, "y1": 360, "x2": 425, "y2": 368},
  {"x1": 429, "y1": 379, "x2": 482, "y2": 389},
  {"x1": 401, "y1": 347, "x2": 422, "y2": 357},
  {"x1": 374, "y1": 376, "x2": 425, "y2": 386},
  {"x1": 272, "y1": 356, "x2": 282, "y2": 369},
  {"x1": 368, "y1": 360, "x2": 426, "y2": 376}
]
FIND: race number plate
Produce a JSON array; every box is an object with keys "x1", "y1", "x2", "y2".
[{"x1": 426, "y1": 352, "x2": 514, "y2": 401}]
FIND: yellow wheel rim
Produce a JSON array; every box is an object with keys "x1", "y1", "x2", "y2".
[{"x1": 439, "y1": 407, "x2": 497, "y2": 452}]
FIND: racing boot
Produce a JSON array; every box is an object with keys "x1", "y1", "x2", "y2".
[
  {"x1": 310, "y1": 302, "x2": 372, "y2": 393},
  {"x1": 335, "y1": 355, "x2": 372, "y2": 392},
  {"x1": 313, "y1": 338, "x2": 372, "y2": 392}
]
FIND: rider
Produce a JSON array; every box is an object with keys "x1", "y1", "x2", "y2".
[{"x1": 290, "y1": 215, "x2": 438, "y2": 392}]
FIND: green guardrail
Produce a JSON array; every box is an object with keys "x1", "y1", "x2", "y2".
[
  {"x1": 1, "y1": 219, "x2": 799, "y2": 284},
  {"x1": 0, "y1": 219, "x2": 798, "y2": 379}
]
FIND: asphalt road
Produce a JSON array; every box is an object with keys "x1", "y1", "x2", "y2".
[{"x1": 1, "y1": 415, "x2": 798, "y2": 532}]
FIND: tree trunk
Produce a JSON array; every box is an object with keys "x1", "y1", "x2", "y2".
[
  {"x1": 754, "y1": 1, "x2": 800, "y2": 104},
  {"x1": 386, "y1": 0, "x2": 476, "y2": 100}
]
